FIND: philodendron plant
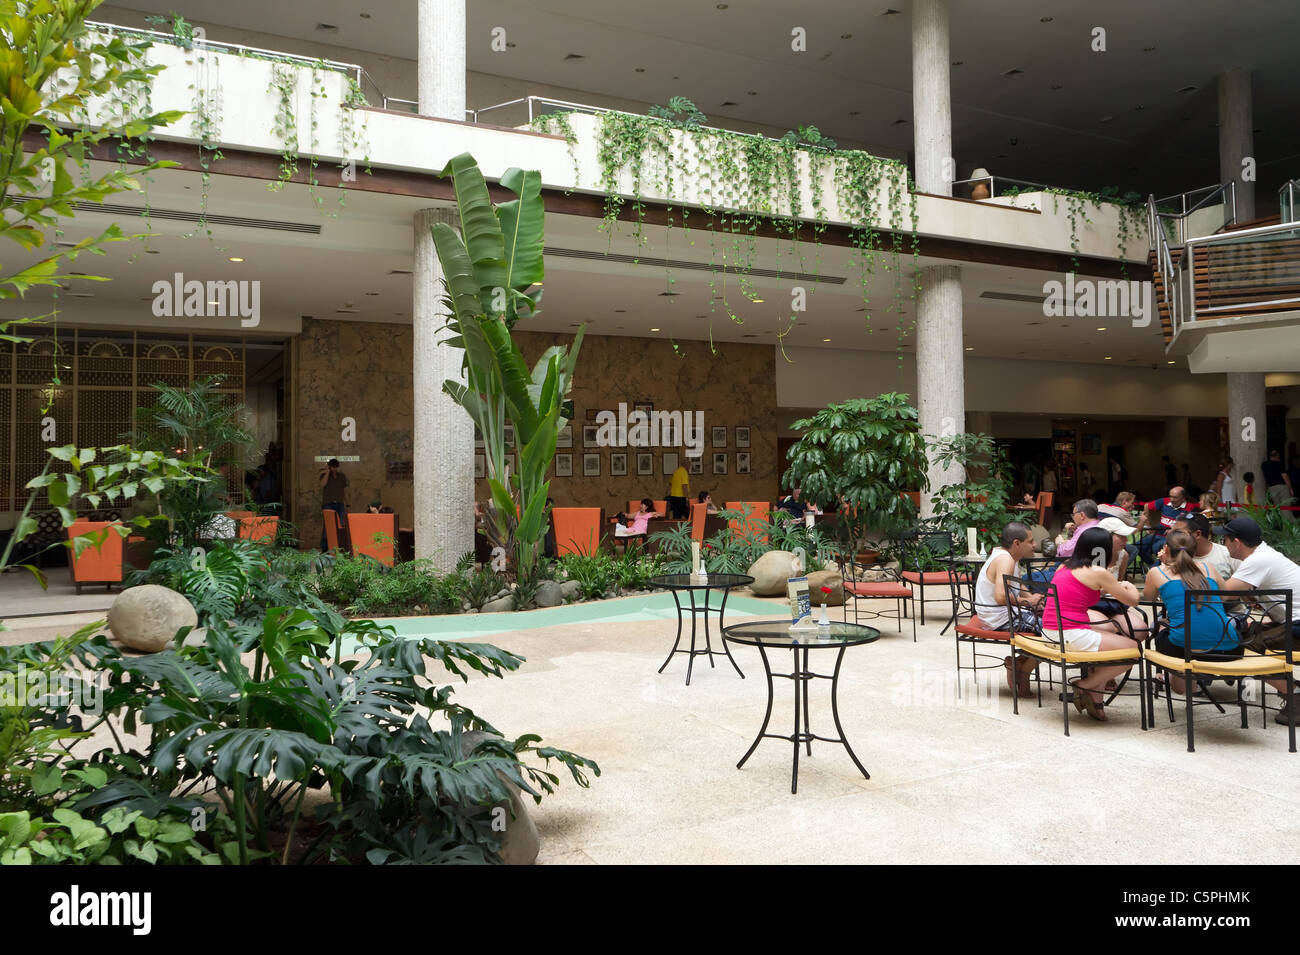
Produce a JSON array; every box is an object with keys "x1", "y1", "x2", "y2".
[{"x1": 431, "y1": 152, "x2": 583, "y2": 583}]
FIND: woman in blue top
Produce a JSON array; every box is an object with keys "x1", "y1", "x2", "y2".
[{"x1": 1141, "y1": 528, "x2": 1243, "y2": 694}]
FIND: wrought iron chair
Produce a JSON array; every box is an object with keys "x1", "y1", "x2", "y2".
[
  {"x1": 1143, "y1": 588, "x2": 1296, "y2": 753},
  {"x1": 949, "y1": 559, "x2": 1039, "y2": 698},
  {"x1": 1007, "y1": 576, "x2": 1147, "y2": 735},
  {"x1": 898, "y1": 528, "x2": 967, "y2": 626},
  {"x1": 835, "y1": 547, "x2": 916, "y2": 642}
]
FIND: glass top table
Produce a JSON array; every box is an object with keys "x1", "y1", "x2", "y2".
[
  {"x1": 648, "y1": 573, "x2": 754, "y2": 685},
  {"x1": 723, "y1": 619, "x2": 879, "y2": 794}
]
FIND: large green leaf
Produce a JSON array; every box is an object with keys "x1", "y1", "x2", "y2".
[
  {"x1": 439, "y1": 154, "x2": 507, "y2": 308},
  {"x1": 497, "y1": 167, "x2": 545, "y2": 302},
  {"x1": 430, "y1": 222, "x2": 481, "y2": 330}
]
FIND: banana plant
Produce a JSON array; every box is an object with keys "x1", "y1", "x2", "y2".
[{"x1": 430, "y1": 152, "x2": 583, "y2": 581}]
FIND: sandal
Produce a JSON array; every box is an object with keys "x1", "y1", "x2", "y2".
[{"x1": 1071, "y1": 680, "x2": 1108, "y2": 722}]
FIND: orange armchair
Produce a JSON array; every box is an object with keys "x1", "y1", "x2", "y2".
[
  {"x1": 724, "y1": 501, "x2": 770, "y2": 543},
  {"x1": 348, "y1": 512, "x2": 397, "y2": 566},
  {"x1": 66, "y1": 520, "x2": 125, "y2": 594},
  {"x1": 552, "y1": 507, "x2": 605, "y2": 556}
]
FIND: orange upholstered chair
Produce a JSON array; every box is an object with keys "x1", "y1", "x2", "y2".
[
  {"x1": 724, "y1": 501, "x2": 770, "y2": 543},
  {"x1": 690, "y1": 502, "x2": 709, "y2": 543},
  {"x1": 323, "y1": 509, "x2": 346, "y2": 553},
  {"x1": 347, "y1": 512, "x2": 397, "y2": 566},
  {"x1": 66, "y1": 521, "x2": 125, "y2": 594},
  {"x1": 626, "y1": 499, "x2": 670, "y2": 517},
  {"x1": 1036, "y1": 491, "x2": 1055, "y2": 527},
  {"x1": 551, "y1": 507, "x2": 604, "y2": 556},
  {"x1": 235, "y1": 514, "x2": 279, "y2": 542}
]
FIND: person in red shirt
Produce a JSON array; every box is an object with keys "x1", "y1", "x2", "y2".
[{"x1": 1134, "y1": 486, "x2": 1197, "y2": 564}]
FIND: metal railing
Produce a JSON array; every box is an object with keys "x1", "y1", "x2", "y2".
[
  {"x1": 1187, "y1": 219, "x2": 1300, "y2": 319},
  {"x1": 1281, "y1": 180, "x2": 1300, "y2": 224},
  {"x1": 1147, "y1": 182, "x2": 1236, "y2": 248},
  {"x1": 949, "y1": 174, "x2": 1053, "y2": 199}
]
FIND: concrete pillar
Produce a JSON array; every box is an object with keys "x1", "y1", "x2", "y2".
[
  {"x1": 1218, "y1": 67, "x2": 1255, "y2": 222},
  {"x1": 917, "y1": 265, "x2": 965, "y2": 514},
  {"x1": 911, "y1": 0, "x2": 953, "y2": 196},
  {"x1": 1227, "y1": 371, "x2": 1267, "y2": 496},
  {"x1": 418, "y1": 0, "x2": 466, "y2": 120},
  {"x1": 413, "y1": 208, "x2": 474, "y2": 569}
]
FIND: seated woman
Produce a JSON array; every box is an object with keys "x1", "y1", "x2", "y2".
[
  {"x1": 1141, "y1": 528, "x2": 1240, "y2": 695},
  {"x1": 697, "y1": 490, "x2": 719, "y2": 515},
  {"x1": 614, "y1": 498, "x2": 660, "y2": 537},
  {"x1": 1040, "y1": 527, "x2": 1144, "y2": 721}
]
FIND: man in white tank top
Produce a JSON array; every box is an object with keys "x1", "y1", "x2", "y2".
[{"x1": 973, "y1": 523, "x2": 1045, "y2": 697}]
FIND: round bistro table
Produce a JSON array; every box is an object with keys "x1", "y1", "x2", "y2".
[
  {"x1": 722, "y1": 619, "x2": 880, "y2": 794},
  {"x1": 648, "y1": 573, "x2": 754, "y2": 685}
]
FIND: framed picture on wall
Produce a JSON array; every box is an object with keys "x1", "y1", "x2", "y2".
[
  {"x1": 688, "y1": 456, "x2": 703, "y2": 476},
  {"x1": 474, "y1": 426, "x2": 484, "y2": 450},
  {"x1": 712, "y1": 452, "x2": 728, "y2": 475},
  {"x1": 503, "y1": 424, "x2": 515, "y2": 449},
  {"x1": 557, "y1": 425, "x2": 572, "y2": 448},
  {"x1": 736, "y1": 452, "x2": 751, "y2": 474},
  {"x1": 504, "y1": 453, "x2": 515, "y2": 475},
  {"x1": 1083, "y1": 433, "x2": 1102, "y2": 455},
  {"x1": 583, "y1": 425, "x2": 599, "y2": 447},
  {"x1": 637, "y1": 452, "x2": 653, "y2": 476},
  {"x1": 583, "y1": 453, "x2": 601, "y2": 476},
  {"x1": 633, "y1": 400, "x2": 653, "y2": 416},
  {"x1": 712, "y1": 426, "x2": 727, "y2": 448},
  {"x1": 735, "y1": 426, "x2": 750, "y2": 448},
  {"x1": 662, "y1": 452, "x2": 679, "y2": 475},
  {"x1": 555, "y1": 453, "x2": 572, "y2": 477},
  {"x1": 610, "y1": 452, "x2": 627, "y2": 476},
  {"x1": 473, "y1": 454, "x2": 485, "y2": 479}
]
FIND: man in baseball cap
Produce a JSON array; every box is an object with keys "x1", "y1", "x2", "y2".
[{"x1": 1097, "y1": 515, "x2": 1136, "y2": 579}]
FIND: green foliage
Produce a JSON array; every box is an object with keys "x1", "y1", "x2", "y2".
[
  {"x1": 558, "y1": 552, "x2": 618, "y2": 600},
  {"x1": 648, "y1": 96, "x2": 708, "y2": 130},
  {"x1": 927, "y1": 432, "x2": 1022, "y2": 549},
  {"x1": 784, "y1": 394, "x2": 929, "y2": 554},
  {"x1": 433, "y1": 153, "x2": 582, "y2": 584},
  {"x1": 1241, "y1": 504, "x2": 1300, "y2": 563},
  {"x1": 0, "y1": 806, "x2": 224, "y2": 865}
]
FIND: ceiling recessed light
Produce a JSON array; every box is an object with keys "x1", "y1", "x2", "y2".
[
  {"x1": 1039, "y1": 16, "x2": 1054, "y2": 22},
  {"x1": 365, "y1": 291, "x2": 379, "y2": 296},
  {"x1": 228, "y1": 256, "x2": 244, "y2": 262},
  {"x1": 359, "y1": 12, "x2": 370, "y2": 18},
  {"x1": 1133, "y1": 104, "x2": 1145, "y2": 111},
  {"x1": 1143, "y1": 45, "x2": 1156, "y2": 52},
  {"x1": 716, "y1": 2, "x2": 728, "y2": 8},
  {"x1": 658, "y1": 291, "x2": 679, "y2": 297},
  {"x1": 840, "y1": 33, "x2": 852, "y2": 39},
  {"x1": 849, "y1": 110, "x2": 860, "y2": 116},
  {"x1": 506, "y1": 41, "x2": 516, "y2": 48},
  {"x1": 1099, "y1": 115, "x2": 1114, "y2": 123},
  {"x1": 614, "y1": 309, "x2": 627, "y2": 313},
  {"x1": 1050, "y1": 84, "x2": 1063, "y2": 90},
  {"x1": 751, "y1": 297, "x2": 764, "y2": 303},
  {"x1": 720, "y1": 100, "x2": 737, "y2": 107},
  {"x1": 569, "y1": 322, "x2": 582, "y2": 327},
  {"x1": 1167, "y1": 360, "x2": 1176, "y2": 365},
  {"x1": 650, "y1": 327, "x2": 661, "y2": 332},
  {"x1": 635, "y1": 67, "x2": 645, "y2": 73},
  {"x1": 1104, "y1": 356, "x2": 1112, "y2": 360},
  {"x1": 1003, "y1": 68, "x2": 1024, "y2": 76},
  {"x1": 145, "y1": 249, "x2": 160, "y2": 254},
  {"x1": 314, "y1": 22, "x2": 338, "y2": 32},
  {"x1": 892, "y1": 118, "x2": 908, "y2": 125},
  {"x1": 823, "y1": 338, "x2": 831, "y2": 342},
  {"x1": 747, "y1": 90, "x2": 757, "y2": 95},
  {"x1": 951, "y1": 60, "x2": 963, "y2": 66},
  {"x1": 965, "y1": 346, "x2": 973, "y2": 351},
  {"x1": 1096, "y1": 327, "x2": 1107, "y2": 331},
  {"x1": 564, "y1": 53, "x2": 585, "y2": 61},
  {"x1": 1176, "y1": 85, "x2": 1198, "y2": 94},
  {"x1": 880, "y1": 8, "x2": 901, "y2": 15}
]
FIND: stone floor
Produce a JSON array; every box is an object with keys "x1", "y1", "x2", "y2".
[{"x1": 6, "y1": 582, "x2": 1298, "y2": 864}]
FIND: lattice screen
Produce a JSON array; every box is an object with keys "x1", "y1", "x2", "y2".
[{"x1": 0, "y1": 330, "x2": 246, "y2": 512}]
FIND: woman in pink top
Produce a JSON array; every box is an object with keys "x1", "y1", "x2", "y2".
[
  {"x1": 1041, "y1": 526, "x2": 1142, "y2": 721},
  {"x1": 615, "y1": 499, "x2": 661, "y2": 537}
]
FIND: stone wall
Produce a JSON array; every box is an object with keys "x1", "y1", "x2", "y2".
[{"x1": 292, "y1": 321, "x2": 780, "y2": 545}]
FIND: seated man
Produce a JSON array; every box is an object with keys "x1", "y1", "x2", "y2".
[
  {"x1": 1054, "y1": 499, "x2": 1100, "y2": 559},
  {"x1": 1135, "y1": 485, "x2": 1198, "y2": 565},
  {"x1": 972, "y1": 522, "x2": 1044, "y2": 697},
  {"x1": 1220, "y1": 516, "x2": 1300, "y2": 724},
  {"x1": 1171, "y1": 512, "x2": 1237, "y2": 581},
  {"x1": 776, "y1": 486, "x2": 812, "y2": 520}
]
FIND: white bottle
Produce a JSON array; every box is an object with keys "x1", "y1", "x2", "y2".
[
  {"x1": 817, "y1": 602, "x2": 831, "y2": 627},
  {"x1": 698, "y1": 559, "x2": 708, "y2": 584}
]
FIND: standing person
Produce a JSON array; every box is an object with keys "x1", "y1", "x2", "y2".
[
  {"x1": 319, "y1": 458, "x2": 349, "y2": 550},
  {"x1": 1242, "y1": 472, "x2": 1258, "y2": 506},
  {"x1": 1108, "y1": 456, "x2": 1125, "y2": 500},
  {"x1": 1041, "y1": 460, "x2": 1058, "y2": 498},
  {"x1": 1079, "y1": 462, "x2": 1095, "y2": 496},
  {"x1": 1213, "y1": 458, "x2": 1236, "y2": 507},
  {"x1": 1262, "y1": 449, "x2": 1294, "y2": 505},
  {"x1": 667, "y1": 461, "x2": 690, "y2": 519},
  {"x1": 1163, "y1": 456, "x2": 1178, "y2": 487},
  {"x1": 1022, "y1": 457, "x2": 1040, "y2": 499}
]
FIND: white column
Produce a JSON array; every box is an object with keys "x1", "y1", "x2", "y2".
[
  {"x1": 912, "y1": 0, "x2": 952, "y2": 196},
  {"x1": 1228, "y1": 372, "x2": 1267, "y2": 495},
  {"x1": 418, "y1": 0, "x2": 466, "y2": 120},
  {"x1": 1218, "y1": 67, "x2": 1255, "y2": 222},
  {"x1": 413, "y1": 208, "x2": 474, "y2": 569},
  {"x1": 917, "y1": 265, "x2": 965, "y2": 513},
  {"x1": 912, "y1": 0, "x2": 962, "y2": 516}
]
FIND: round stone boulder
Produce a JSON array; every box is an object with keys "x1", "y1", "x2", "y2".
[
  {"x1": 459, "y1": 731, "x2": 541, "y2": 865},
  {"x1": 534, "y1": 580, "x2": 564, "y2": 608},
  {"x1": 746, "y1": 550, "x2": 802, "y2": 595},
  {"x1": 806, "y1": 569, "x2": 845, "y2": 607},
  {"x1": 107, "y1": 585, "x2": 198, "y2": 653}
]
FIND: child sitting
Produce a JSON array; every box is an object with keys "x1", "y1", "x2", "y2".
[{"x1": 614, "y1": 499, "x2": 660, "y2": 537}]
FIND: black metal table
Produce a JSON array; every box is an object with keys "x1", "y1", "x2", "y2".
[
  {"x1": 722, "y1": 619, "x2": 880, "y2": 794},
  {"x1": 648, "y1": 573, "x2": 754, "y2": 685}
]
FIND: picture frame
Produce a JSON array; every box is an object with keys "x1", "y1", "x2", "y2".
[
  {"x1": 735, "y1": 426, "x2": 750, "y2": 448},
  {"x1": 610, "y1": 451, "x2": 627, "y2": 476},
  {"x1": 503, "y1": 424, "x2": 515, "y2": 449},
  {"x1": 1083, "y1": 433, "x2": 1102, "y2": 455},
  {"x1": 554, "y1": 453, "x2": 572, "y2": 477},
  {"x1": 712, "y1": 452, "x2": 728, "y2": 475},
  {"x1": 637, "y1": 452, "x2": 654, "y2": 476},
  {"x1": 662, "y1": 451, "x2": 679, "y2": 475},
  {"x1": 503, "y1": 453, "x2": 515, "y2": 476},
  {"x1": 583, "y1": 425, "x2": 600, "y2": 447},
  {"x1": 473, "y1": 425, "x2": 484, "y2": 450},
  {"x1": 688, "y1": 456, "x2": 703, "y2": 476},
  {"x1": 583, "y1": 452, "x2": 601, "y2": 477},
  {"x1": 712, "y1": 426, "x2": 727, "y2": 448},
  {"x1": 633, "y1": 400, "x2": 653, "y2": 416},
  {"x1": 557, "y1": 424, "x2": 572, "y2": 448},
  {"x1": 736, "y1": 451, "x2": 751, "y2": 475},
  {"x1": 473, "y1": 454, "x2": 485, "y2": 479}
]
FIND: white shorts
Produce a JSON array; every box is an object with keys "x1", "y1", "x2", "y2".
[{"x1": 1061, "y1": 628, "x2": 1103, "y2": 653}]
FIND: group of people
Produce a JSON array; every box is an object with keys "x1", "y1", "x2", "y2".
[
  {"x1": 1211, "y1": 449, "x2": 1298, "y2": 508},
  {"x1": 982, "y1": 497, "x2": 1300, "y2": 723}
]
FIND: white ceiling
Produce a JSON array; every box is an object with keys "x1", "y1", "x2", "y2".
[
  {"x1": 111, "y1": 0, "x2": 1300, "y2": 198},
  {"x1": 1, "y1": 163, "x2": 1167, "y2": 367}
]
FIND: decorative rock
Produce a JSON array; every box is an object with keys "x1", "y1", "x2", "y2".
[
  {"x1": 558, "y1": 580, "x2": 582, "y2": 601},
  {"x1": 534, "y1": 580, "x2": 564, "y2": 608},
  {"x1": 747, "y1": 550, "x2": 801, "y2": 595},
  {"x1": 806, "y1": 570, "x2": 845, "y2": 606},
  {"x1": 459, "y1": 731, "x2": 540, "y2": 865},
  {"x1": 180, "y1": 627, "x2": 207, "y2": 649},
  {"x1": 481, "y1": 595, "x2": 516, "y2": 613},
  {"x1": 107, "y1": 585, "x2": 198, "y2": 653}
]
